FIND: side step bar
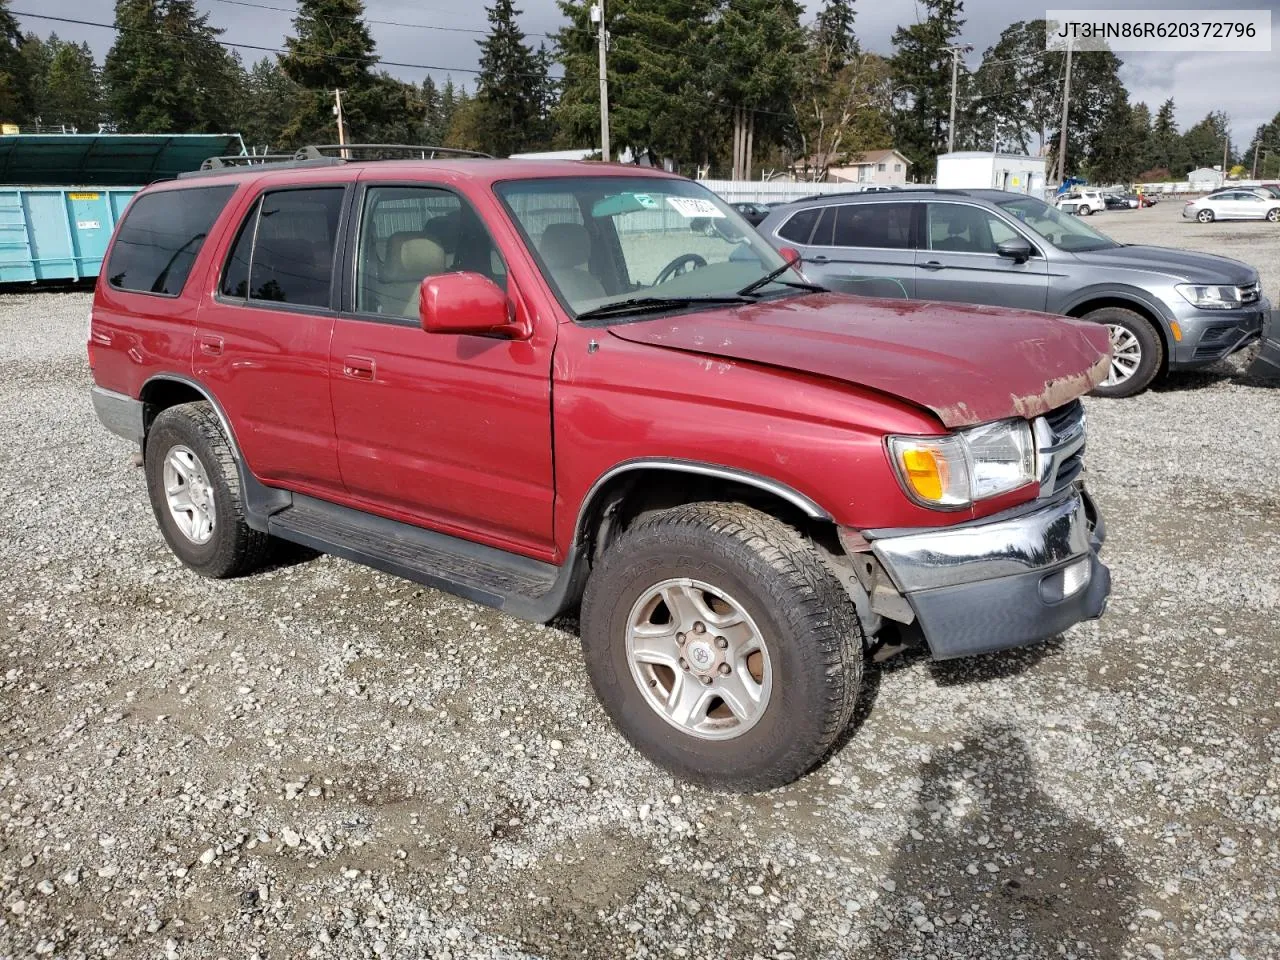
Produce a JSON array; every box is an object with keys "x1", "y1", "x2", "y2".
[{"x1": 264, "y1": 493, "x2": 583, "y2": 623}]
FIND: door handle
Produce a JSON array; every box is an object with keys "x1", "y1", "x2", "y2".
[
  {"x1": 197, "y1": 334, "x2": 223, "y2": 356},
  {"x1": 342, "y1": 355, "x2": 376, "y2": 381},
  {"x1": 920, "y1": 261, "x2": 945, "y2": 271},
  {"x1": 810, "y1": 255, "x2": 829, "y2": 263}
]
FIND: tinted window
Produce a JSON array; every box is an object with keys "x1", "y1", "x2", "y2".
[
  {"x1": 355, "y1": 186, "x2": 506, "y2": 319},
  {"x1": 832, "y1": 203, "x2": 914, "y2": 249},
  {"x1": 229, "y1": 188, "x2": 344, "y2": 308},
  {"x1": 219, "y1": 198, "x2": 258, "y2": 299},
  {"x1": 107, "y1": 186, "x2": 234, "y2": 295},
  {"x1": 777, "y1": 207, "x2": 820, "y2": 243}
]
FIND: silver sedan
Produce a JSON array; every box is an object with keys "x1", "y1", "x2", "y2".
[{"x1": 1182, "y1": 189, "x2": 1280, "y2": 223}]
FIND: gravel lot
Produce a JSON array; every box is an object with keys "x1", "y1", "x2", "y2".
[{"x1": 1, "y1": 204, "x2": 1278, "y2": 960}]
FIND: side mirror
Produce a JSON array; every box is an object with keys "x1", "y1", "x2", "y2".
[
  {"x1": 418, "y1": 272, "x2": 527, "y2": 339},
  {"x1": 996, "y1": 237, "x2": 1033, "y2": 263}
]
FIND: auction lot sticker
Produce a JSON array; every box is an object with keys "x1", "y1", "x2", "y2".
[
  {"x1": 1045, "y1": 9, "x2": 1271, "y2": 52},
  {"x1": 667, "y1": 197, "x2": 725, "y2": 218}
]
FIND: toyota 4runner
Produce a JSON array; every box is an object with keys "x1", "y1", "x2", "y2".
[{"x1": 89, "y1": 146, "x2": 1112, "y2": 791}]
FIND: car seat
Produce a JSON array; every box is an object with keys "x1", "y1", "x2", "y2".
[{"x1": 538, "y1": 223, "x2": 605, "y2": 303}]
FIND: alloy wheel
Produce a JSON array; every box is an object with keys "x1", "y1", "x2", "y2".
[
  {"x1": 1100, "y1": 324, "x2": 1143, "y2": 387},
  {"x1": 163, "y1": 445, "x2": 216, "y2": 544},
  {"x1": 625, "y1": 578, "x2": 772, "y2": 740}
]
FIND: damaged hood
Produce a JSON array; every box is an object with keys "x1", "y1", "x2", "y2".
[{"x1": 606, "y1": 293, "x2": 1111, "y2": 428}]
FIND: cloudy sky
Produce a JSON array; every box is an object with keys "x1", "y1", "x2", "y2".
[{"x1": 14, "y1": 0, "x2": 1280, "y2": 150}]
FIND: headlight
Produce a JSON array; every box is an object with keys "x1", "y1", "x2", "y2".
[
  {"x1": 888, "y1": 419, "x2": 1035, "y2": 509},
  {"x1": 1176, "y1": 284, "x2": 1242, "y2": 310}
]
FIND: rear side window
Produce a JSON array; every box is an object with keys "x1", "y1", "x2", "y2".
[
  {"x1": 106, "y1": 185, "x2": 234, "y2": 295},
  {"x1": 776, "y1": 207, "x2": 820, "y2": 243},
  {"x1": 833, "y1": 203, "x2": 914, "y2": 249},
  {"x1": 219, "y1": 187, "x2": 345, "y2": 309}
]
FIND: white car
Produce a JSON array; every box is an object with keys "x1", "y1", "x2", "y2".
[
  {"x1": 1056, "y1": 189, "x2": 1106, "y2": 216},
  {"x1": 1182, "y1": 189, "x2": 1280, "y2": 223}
]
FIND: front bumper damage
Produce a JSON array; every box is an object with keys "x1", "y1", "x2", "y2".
[
  {"x1": 855, "y1": 490, "x2": 1110, "y2": 660},
  {"x1": 1246, "y1": 309, "x2": 1280, "y2": 380}
]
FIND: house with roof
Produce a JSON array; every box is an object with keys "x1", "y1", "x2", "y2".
[{"x1": 825, "y1": 149, "x2": 912, "y2": 186}]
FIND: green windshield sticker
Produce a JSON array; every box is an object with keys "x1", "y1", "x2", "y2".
[{"x1": 632, "y1": 193, "x2": 659, "y2": 209}]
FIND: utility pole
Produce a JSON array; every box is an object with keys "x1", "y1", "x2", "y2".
[
  {"x1": 1252, "y1": 140, "x2": 1261, "y2": 179},
  {"x1": 592, "y1": 1, "x2": 610, "y2": 162},
  {"x1": 1222, "y1": 134, "x2": 1229, "y2": 178},
  {"x1": 333, "y1": 89, "x2": 347, "y2": 157},
  {"x1": 946, "y1": 45, "x2": 972, "y2": 154},
  {"x1": 1056, "y1": 40, "x2": 1073, "y2": 184}
]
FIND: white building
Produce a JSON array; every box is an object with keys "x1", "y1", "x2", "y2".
[
  {"x1": 1187, "y1": 167, "x2": 1224, "y2": 190},
  {"x1": 935, "y1": 152, "x2": 1047, "y2": 194}
]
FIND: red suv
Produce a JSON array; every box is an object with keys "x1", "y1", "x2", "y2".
[{"x1": 89, "y1": 148, "x2": 1112, "y2": 791}]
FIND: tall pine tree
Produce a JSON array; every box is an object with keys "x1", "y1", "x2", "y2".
[
  {"x1": 814, "y1": 0, "x2": 857, "y2": 71},
  {"x1": 45, "y1": 41, "x2": 102, "y2": 132},
  {"x1": 104, "y1": 0, "x2": 240, "y2": 133},
  {"x1": 472, "y1": 0, "x2": 548, "y2": 156},
  {"x1": 889, "y1": 0, "x2": 965, "y2": 179},
  {"x1": 1, "y1": 3, "x2": 34, "y2": 124}
]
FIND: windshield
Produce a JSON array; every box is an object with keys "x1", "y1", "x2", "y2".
[
  {"x1": 495, "y1": 177, "x2": 793, "y2": 320},
  {"x1": 996, "y1": 195, "x2": 1119, "y2": 253}
]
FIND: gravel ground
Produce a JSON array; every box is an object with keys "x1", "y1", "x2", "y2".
[{"x1": 1, "y1": 212, "x2": 1278, "y2": 960}]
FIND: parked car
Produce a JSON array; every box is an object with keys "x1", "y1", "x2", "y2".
[
  {"x1": 1256, "y1": 184, "x2": 1280, "y2": 200},
  {"x1": 1103, "y1": 194, "x2": 1133, "y2": 210},
  {"x1": 1056, "y1": 189, "x2": 1107, "y2": 216},
  {"x1": 90, "y1": 151, "x2": 1112, "y2": 791},
  {"x1": 730, "y1": 201, "x2": 771, "y2": 226},
  {"x1": 757, "y1": 189, "x2": 1269, "y2": 397},
  {"x1": 1183, "y1": 189, "x2": 1280, "y2": 223}
]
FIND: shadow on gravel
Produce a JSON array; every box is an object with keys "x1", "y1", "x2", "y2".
[
  {"x1": 874, "y1": 632, "x2": 1066, "y2": 688},
  {"x1": 866, "y1": 723, "x2": 1140, "y2": 957}
]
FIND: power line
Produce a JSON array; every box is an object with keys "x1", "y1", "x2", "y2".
[{"x1": 9, "y1": 9, "x2": 560, "y2": 82}]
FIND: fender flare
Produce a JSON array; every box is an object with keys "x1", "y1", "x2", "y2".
[
  {"x1": 573, "y1": 457, "x2": 832, "y2": 544},
  {"x1": 140, "y1": 373, "x2": 244, "y2": 460}
]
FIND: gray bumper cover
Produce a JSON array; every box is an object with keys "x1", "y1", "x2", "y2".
[
  {"x1": 869, "y1": 491, "x2": 1110, "y2": 659},
  {"x1": 91, "y1": 386, "x2": 145, "y2": 445}
]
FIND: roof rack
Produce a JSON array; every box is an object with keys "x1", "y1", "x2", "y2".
[
  {"x1": 295, "y1": 144, "x2": 493, "y2": 161},
  {"x1": 199, "y1": 154, "x2": 295, "y2": 170}
]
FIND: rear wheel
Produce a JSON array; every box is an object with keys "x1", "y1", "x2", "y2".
[
  {"x1": 1197, "y1": 208, "x2": 1215, "y2": 223},
  {"x1": 1086, "y1": 307, "x2": 1163, "y2": 398},
  {"x1": 579, "y1": 502, "x2": 863, "y2": 792},
  {"x1": 1078, "y1": 205, "x2": 1092, "y2": 216},
  {"x1": 144, "y1": 402, "x2": 269, "y2": 578}
]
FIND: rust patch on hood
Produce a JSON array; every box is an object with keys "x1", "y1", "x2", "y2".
[{"x1": 1010, "y1": 351, "x2": 1111, "y2": 421}]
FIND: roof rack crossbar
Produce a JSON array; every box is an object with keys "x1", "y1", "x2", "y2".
[{"x1": 295, "y1": 144, "x2": 494, "y2": 161}]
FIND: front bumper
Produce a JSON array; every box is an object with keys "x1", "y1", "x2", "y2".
[
  {"x1": 865, "y1": 491, "x2": 1110, "y2": 660},
  {"x1": 1246, "y1": 310, "x2": 1280, "y2": 379},
  {"x1": 1168, "y1": 297, "x2": 1268, "y2": 369}
]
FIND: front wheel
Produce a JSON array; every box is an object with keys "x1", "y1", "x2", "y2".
[
  {"x1": 1086, "y1": 308, "x2": 1164, "y2": 398},
  {"x1": 1267, "y1": 208, "x2": 1280, "y2": 223},
  {"x1": 579, "y1": 502, "x2": 863, "y2": 792}
]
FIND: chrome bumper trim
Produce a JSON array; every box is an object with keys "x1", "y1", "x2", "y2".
[{"x1": 870, "y1": 493, "x2": 1093, "y2": 593}]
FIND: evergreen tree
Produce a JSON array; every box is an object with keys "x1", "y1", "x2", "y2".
[
  {"x1": 889, "y1": 0, "x2": 965, "y2": 179},
  {"x1": 1180, "y1": 111, "x2": 1232, "y2": 173},
  {"x1": 15, "y1": 32, "x2": 51, "y2": 125},
  {"x1": 1244, "y1": 111, "x2": 1280, "y2": 179},
  {"x1": 0, "y1": 2, "x2": 29, "y2": 124},
  {"x1": 279, "y1": 0, "x2": 390, "y2": 144},
  {"x1": 814, "y1": 0, "x2": 857, "y2": 71},
  {"x1": 104, "y1": 0, "x2": 241, "y2": 132},
  {"x1": 45, "y1": 41, "x2": 102, "y2": 132},
  {"x1": 555, "y1": 0, "x2": 722, "y2": 168},
  {"x1": 1149, "y1": 98, "x2": 1190, "y2": 175},
  {"x1": 421, "y1": 76, "x2": 443, "y2": 143},
  {"x1": 711, "y1": 0, "x2": 806, "y2": 180},
  {"x1": 472, "y1": 0, "x2": 548, "y2": 156},
  {"x1": 237, "y1": 57, "x2": 299, "y2": 150}
]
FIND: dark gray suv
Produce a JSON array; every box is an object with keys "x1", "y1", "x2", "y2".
[{"x1": 757, "y1": 189, "x2": 1268, "y2": 397}]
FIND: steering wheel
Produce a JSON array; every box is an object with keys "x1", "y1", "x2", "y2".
[{"x1": 655, "y1": 253, "x2": 708, "y2": 285}]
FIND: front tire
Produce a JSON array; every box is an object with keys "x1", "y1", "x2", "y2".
[
  {"x1": 1085, "y1": 307, "x2": 1164, "y2": 398},
  {"x1": 580, "y1": 503, "x2": 863, "y2": 792},
  {"x1": 1267, "y1": 208, "x2": 1280, "y2": 223},
  {"x1": 144, "y1": 402, "x2": 269, "y2": 578},
  {"x1": 1198, "y1": 209, "x2": 1215, "y2": 223}
]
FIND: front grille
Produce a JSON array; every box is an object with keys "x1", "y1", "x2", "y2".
[{"x1": 1034, "y1": 400, "x2": 1086, "y2": 498}]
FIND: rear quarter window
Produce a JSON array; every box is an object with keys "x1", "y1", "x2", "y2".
[
  {"x1": 105, "y1": 185, "x2": 235, "y2": 296},
  {"x1": 776, "y1": 207, "x2": 820, "y2": 243}
]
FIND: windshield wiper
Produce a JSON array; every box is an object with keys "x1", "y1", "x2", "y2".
[
  {"x1": 574, "y1": 295, "x2": 755, "y2": 323},
  {"x1": 736, "y1": 254, "x2": 826, "y2": 297}
]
